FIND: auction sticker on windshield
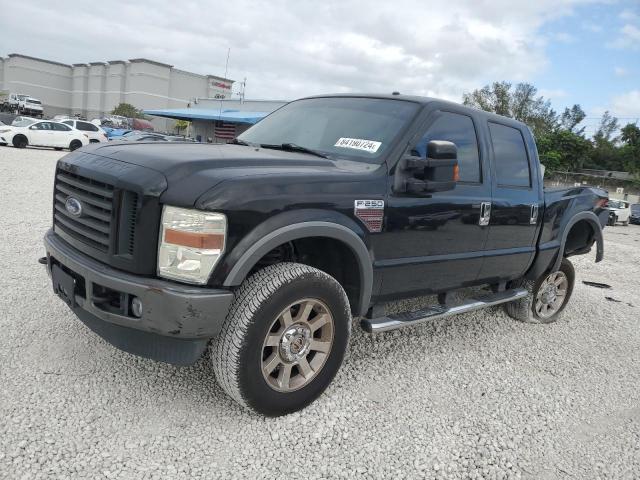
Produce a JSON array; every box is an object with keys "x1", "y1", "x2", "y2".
[{"x1": 334, "y1": 137, "x2": 381, "y2": 153}]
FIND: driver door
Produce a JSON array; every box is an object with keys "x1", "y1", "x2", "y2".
[{"x1": 375, "y1": 106, "x2": 492, "y2": 299}]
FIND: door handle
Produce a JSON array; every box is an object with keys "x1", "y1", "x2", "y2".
[
  {"x1": 479, "y1": 202, "x2": 491, "y2": 226},
  {"x1": 530, "y1": 204, "x2": 539, "y2": 225}
]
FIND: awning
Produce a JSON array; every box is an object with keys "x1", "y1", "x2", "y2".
[{"x1": 143, "y1": 108, "x2": 268, "y2": 124}]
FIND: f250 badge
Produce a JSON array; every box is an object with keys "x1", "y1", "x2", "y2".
[{"x1": 354, "y1": 200, "x2": 384, "y2": 232}]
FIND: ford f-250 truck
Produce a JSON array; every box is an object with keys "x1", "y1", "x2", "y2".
[{"x1": 42, "y1": 94, "x2": 608, "y2": 415}]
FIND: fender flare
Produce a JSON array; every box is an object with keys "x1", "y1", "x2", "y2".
[
  {"x1": 552, "y1": 211, "x2": 604, "y2": 272},
  {"x1": 223, "y1": 221, "x2": 373, "y2": 317}
]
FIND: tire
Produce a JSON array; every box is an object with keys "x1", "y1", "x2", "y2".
[
  {"x1": 69, "y1": 140, "x2": 82, "y2": 151},
  {"x1": 504, "y1": 258, "x2": 575, "y2": 324},
  {"x1": 89, "y1": 139, "x2": 100, "y2": 144},
  {"x1": 608, "y1": 215, "x2": 617, "y2": 226},
  {"x1": 12, "y1": 135, "x2": 28, "y2": 149},
  {"x1": 211, "y1": 262, "x2": 351, "y2": 416},
  {"x1": 622, "y1": 220, "x2": 629, "y2": 226}
]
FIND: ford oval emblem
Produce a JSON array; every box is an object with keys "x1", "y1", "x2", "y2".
[{"x1": 65, "y1": 197, "x2": 83, "y2": 217}]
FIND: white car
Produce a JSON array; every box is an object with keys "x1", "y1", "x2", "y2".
[
  {"x1": 61, "y1": 119, "x2": 108, "y2": 143},
  {"x1": 607, "y1": 199, "x2": 631, "y2": 226},
  {"x1": 0, "y1": 119, "x2": 89, "y2": 151}
]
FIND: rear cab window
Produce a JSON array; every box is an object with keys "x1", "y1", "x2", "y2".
[{"x1": 488, "y1": 122, "x2": 531, "y2": 188}]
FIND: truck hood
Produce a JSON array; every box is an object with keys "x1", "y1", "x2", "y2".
[{"x1": 82, "y1": 142, "x2": 377, "y2": 206}]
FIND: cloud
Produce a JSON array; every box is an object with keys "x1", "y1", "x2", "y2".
[
  {"x1": 0, "y1": 0, "x2": 607, "y2": 101},
  {"x1": 608, "y1": 7, "x2": 640, "y2": 49},
  {"x1": 610, "y1": 90, "x2": 640, "y2": 117}
]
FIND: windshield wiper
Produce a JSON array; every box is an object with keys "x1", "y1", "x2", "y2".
[{"x1": 259, "y1": 142, "x2": 328, "y2": 158}]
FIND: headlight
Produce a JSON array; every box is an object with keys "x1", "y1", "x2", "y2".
[{"x1": 157, "y1": 206, "x2": 226, "y2": 284}]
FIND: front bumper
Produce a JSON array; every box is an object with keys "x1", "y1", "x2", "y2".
[{"x1": 44, "y1": 229, "x2": 234, "y2": 365}]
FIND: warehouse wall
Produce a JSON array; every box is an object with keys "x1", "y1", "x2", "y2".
[{"x1": 0, "y1": 54, "x2": 233, "y2": 131}]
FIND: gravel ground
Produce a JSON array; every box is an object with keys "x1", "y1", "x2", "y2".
[{"x1": 1, "y1": 146, "x2": 639, "y2": 480}]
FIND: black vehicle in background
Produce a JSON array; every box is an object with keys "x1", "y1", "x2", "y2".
[
  {"x1": 631, "y1": 204, "x2": 640, "y2": 225},
  {"x1": 42, "y1": 94, "x2": 608, "y2": 415}
]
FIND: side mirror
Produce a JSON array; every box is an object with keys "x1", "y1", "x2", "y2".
[
  {"x1": 29, "y1": 125, "x2": 38, "y2": 130},
  {"x1": 394, "y1": 140, "x2": 459, "y2": 195}
]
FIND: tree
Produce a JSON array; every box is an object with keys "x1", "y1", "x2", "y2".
[
  {"x1": 462, "y1": 81, "x2": 557, "y2": 137},
  {"x1": 537, "y1": 129, "x2": 592, "y2": 171},
  {"x1": 587, "y1": 111, "x2": 623, "y2": 170},
  {"x1": 174, "y1": 120, "x2": 190, "y2": 134},
  {"x1": 111, "y1": 103, "x2": 146, "y2": 119},
  {"x1": 592, "y1": 111, "x2": 619, "y2": 146},
  {"x1": 619, "y1": 123, "x2": 640, "y2": 177},
  {"x1": 559, "y1": 105, "x2": 586, "y2": 135}
]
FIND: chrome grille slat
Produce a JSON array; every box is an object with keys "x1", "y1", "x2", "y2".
[
  {"x1": 55, "y1": 173, "x2": 114, "y2": 198},
  {"x1": 54, "y1": 194, "x2": 111, "y2": 222},
  {"x1": 54, "y1": 214, "x2": 110, "y2": 247},
  {"x1": 54, "y1": 204, "x2": 111, "y2": 234},
  {"x1": 55, "y1": 183, "x2": 112, "y2": 211}
]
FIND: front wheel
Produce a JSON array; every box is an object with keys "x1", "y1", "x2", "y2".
[
  {"x1": 504, "y1": 258, "x2": 575, "y2": 324},
  {"x1": 69, "y1": 140, "x2": 82, "y2": 151},
  {"x1": 211, "y1": 263, "x2": 351, "y2": 416},
  {"x1": 12, "y1": 135, "x2": 28, "y2": 149}
]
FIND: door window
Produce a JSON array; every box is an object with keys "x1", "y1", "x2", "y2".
[
  {"x1": 34, "y1": 122, "x2": 53, "y2": 130},
  {"x1": 62, "y1": 120, "x2": 74, "y2": 127},
  {"x1": 52, "y1": 123, "x2": 72, "y2": 131},
  {"x1": 415, "y1": 111, "x2": 481, "y2": 183},
  {"x1": 77, "y1": 121, "x2": 98, "y2": 132},
  {"x1": 489, "y1": 122, "x2": 531, "y2": 187}
]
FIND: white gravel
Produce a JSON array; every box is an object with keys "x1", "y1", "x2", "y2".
[{"x1": 1, "y1": 145, "x2": 639, "y2": 479}]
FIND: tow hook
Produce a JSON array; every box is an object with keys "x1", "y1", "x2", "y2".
[{"x1": 38, "y1": 256, "x2": 48, "y2": 265}]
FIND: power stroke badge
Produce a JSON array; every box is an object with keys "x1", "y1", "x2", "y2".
[{"x1": 354, "y1": 200, "x2": 384, "y2": 232}]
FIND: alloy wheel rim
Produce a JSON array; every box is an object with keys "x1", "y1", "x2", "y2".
[
  {"x1": 261, "y1": 298, "x2": 334, "y2": 393},
  {"x1": 535, "y1": 271, "x2": 568, "y2": 318}
]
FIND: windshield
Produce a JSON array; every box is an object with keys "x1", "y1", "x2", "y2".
[
  {"x1": 238, "y1": 97, "x2": 420, "y2": 162},
  {"x1": 12, "y1": 117, "x2": 37, "y2": 127},
  {"x1": 608, "y1": 200, "x2": 626, "y2": 209},
  {"x1": 27, "y1": 99, "x2": 41, "y2": 105},
  {"x1": 631, "y1": 204, "x2": 640, "y2": 213}
]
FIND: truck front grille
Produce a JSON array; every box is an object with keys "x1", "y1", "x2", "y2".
[{"x1": 54, "y1": 170, "x2": 115, "y2": 252}]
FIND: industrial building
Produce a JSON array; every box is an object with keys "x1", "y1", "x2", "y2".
[
  {"x1": 0, "y1": 53, "x2": 234, "y2": 130},
  {"x1": 145, "y1": 98, "x2": 286, "y2": 142}
]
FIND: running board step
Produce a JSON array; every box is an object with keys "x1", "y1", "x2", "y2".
[{"x1": 361, "y1": 288, "x2": 528, "y2": 333}]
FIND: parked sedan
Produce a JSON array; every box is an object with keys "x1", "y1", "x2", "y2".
[
  {"x1": 61, "y1": 119, "x2": 108, "y2": 143},
  {"x1": 0, "y1": 120, "x2": 89, "y2": 151}
]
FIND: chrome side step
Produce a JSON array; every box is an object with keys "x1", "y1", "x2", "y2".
[{"x1": 361, "y1": 288, "x2": 528, "y2": 333}]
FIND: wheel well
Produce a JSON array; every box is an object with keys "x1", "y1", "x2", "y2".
[
  {"x1": 563, "y1": 219, "x2": 596, "y2": 257},
  {"x1": 248, "y1": 237, "x2": 362, "y2": 315}
]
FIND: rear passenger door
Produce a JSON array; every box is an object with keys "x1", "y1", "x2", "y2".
[{"x1": 477, "y1": 121, "x2": 540, "y2": 282}]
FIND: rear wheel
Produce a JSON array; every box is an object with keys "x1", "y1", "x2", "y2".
[
  {"x1": 608, "y1": 215, "x2": 617, "y2": 226},
  {"x1": 12, "y1": 135, "x2": 28, "y2": 149},
  {"x1": 504, "y1": 258, "x2": 575, "y2": 324},
  {"x1": 69, "y1": 140, "x2": 82, "y2": 151},
  {"x1": 211, "y1": 262, "x2": 351, "y2": 416}
]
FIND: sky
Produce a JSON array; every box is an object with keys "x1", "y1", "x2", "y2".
[{"x1": 1, "y1": 0, "x2": 638, "y2": 135}]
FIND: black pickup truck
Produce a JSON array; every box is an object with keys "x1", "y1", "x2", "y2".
[{"x1": 43, "y1": 94, "x2": 608, "y2": 415}]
